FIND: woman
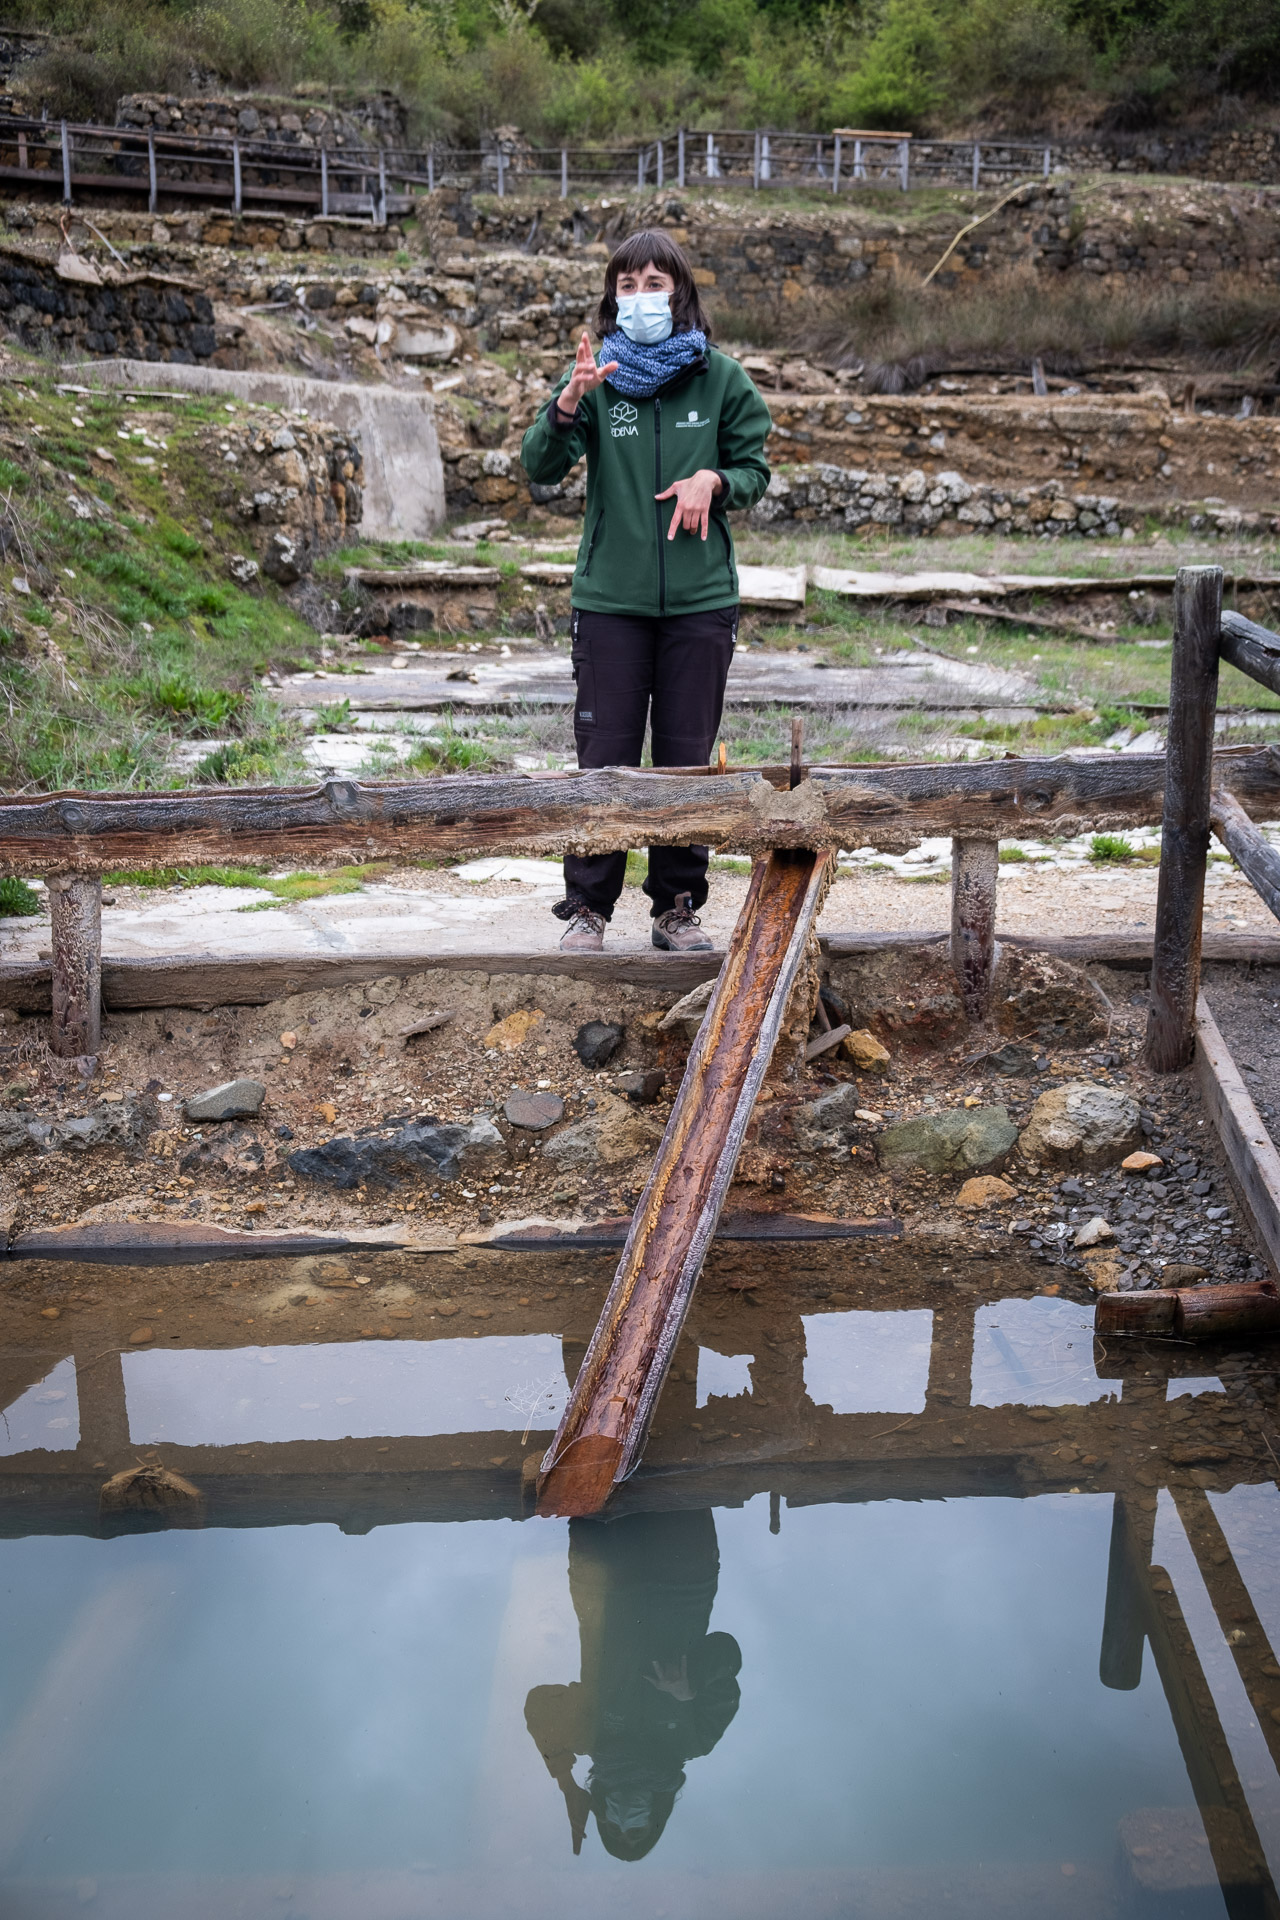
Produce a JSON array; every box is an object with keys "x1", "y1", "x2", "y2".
[{"x1": 520, "y1": 229, "x2": 772, "y2": 953}]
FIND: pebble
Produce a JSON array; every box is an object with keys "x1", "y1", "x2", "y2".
[
  {"x1": 615, "y1": 1069, "x2": 665, "y2": 1105},
  {"x1": 183, "y1": 1078, "x2": 266, "y2": 1122},
  {"x1": 128, "y1": 1325, "x2": 154, "y2": 1344},
  {"x1": 504, "y1": 1089, "x2": 565, "y2": 1130},
  {"x1": 1122, "y1": 1150, "x2": 1164, "y2": 1173},
  {"x1": 956, "y1": 1175, "x2": 1017, "y2": 1209},
  {"x1": 1074, "y1": 1215, "x2": 1116, "y2": 1248},
  {"x1": 844, "y1": 1029, "x2": 890, "y2": 1071}
]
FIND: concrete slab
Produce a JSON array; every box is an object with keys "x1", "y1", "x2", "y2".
[
  {"x1": 738, "y1": 563, "x2": 807, "y2": 608},
  {"x1": 812, "y1": 566, "x2": 1006, "y2": 599},
  {"x1": 277, "y1": 644, "x2": 1044, "y2": 715}
]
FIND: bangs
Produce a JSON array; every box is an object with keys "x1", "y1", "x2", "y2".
[{"x1": 595, "y1": 228, "x2": 713, "y2": 340}]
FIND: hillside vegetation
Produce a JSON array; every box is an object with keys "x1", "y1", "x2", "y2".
[{"x1": 9, "y1": 0, "x2": 1280, "y2": 149}]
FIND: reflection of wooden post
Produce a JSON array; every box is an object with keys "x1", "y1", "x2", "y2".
[
  {"x1": 1100, "y1": 1493, "x2": 1155, "y2": 1690},
  {"x1": 47, "y1": 874, "x2": 101, "y2": 1059},
  {"x1": 1173, "y1": 1484, "x2": 1280, "y2": 1777},
  {"x1": 950, "y1": 837, "x2": 998, "y2": 1023},
  {"x1": 925, "y1": 1300, "x2": 976, "y2": 1411},
  {"x1": 73, "y1": 1344, "x2": 130, "y2": 1460},
  {"x1": 1137, "y1": 1535, "x2": 1276, "y2": 1911},
  {"x1": 1145, "y1": 564, "x2": 1223, "y2": 1071}
]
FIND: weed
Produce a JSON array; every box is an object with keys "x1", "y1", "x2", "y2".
[
  {"x1": 1089, "y1": 833, "x2": 1136, "y2": 862},
  {"x1": 403, "y1": 724, "x2": 497, "y2": 774},
  {"x1": 998, "y1": 846, "x2": 1029, "y2": 863},
  {"x1": 0, "y1": 878, "x2": 41, "y2": 916},
  {"x1": 624, "y1": 849, "x2": 649, "y2": 887}
]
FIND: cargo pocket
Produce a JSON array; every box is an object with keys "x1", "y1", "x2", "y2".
[{"x1": 570, "y1": 610, "x2": 597, "y2": 730}]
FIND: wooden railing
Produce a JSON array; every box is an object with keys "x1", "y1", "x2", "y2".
[{"x1": 0, "y1": 111, "x2": 1057, "y2": 216}]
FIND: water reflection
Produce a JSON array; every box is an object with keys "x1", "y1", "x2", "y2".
[
  {"x1": 0, "y1": 1358, "x2": 78, "y2": 1455},
  {"x1": 971, "y1": 1298, "x2": 1115, "y2": 1408},
  {"x1": 525, "y1": 1510, "x2": 741, "y2": 1860},
  {"x1": 802, "y1": 1309, "x2": 933, "y2": 1414}
]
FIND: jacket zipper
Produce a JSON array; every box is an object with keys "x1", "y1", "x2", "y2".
[
  {"x1": 581, "y1": 511, "x2": 603, "y2": 576},
  {"x1": 653, "y1": 396, "x2": 665, "y2": 614}
]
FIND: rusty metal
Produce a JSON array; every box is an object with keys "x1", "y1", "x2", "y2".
[{"x1": 536, "y1": 848, "x2": 833, "y2": 1519}]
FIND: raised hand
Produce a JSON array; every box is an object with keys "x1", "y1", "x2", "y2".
[
  {"x1": 556, "y1": 331, "x2": 620, "y2": 419},
  {"x1": 656, "y1": 468, "x2": 723, "y2": 541}
]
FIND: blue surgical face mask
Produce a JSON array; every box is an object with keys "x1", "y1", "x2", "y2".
[{"x1": 615, "y1": 291, "x2": 673, "y2": 345}]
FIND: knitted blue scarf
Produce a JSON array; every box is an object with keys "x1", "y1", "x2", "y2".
[{"x1": 598, "y1": 327, "x2": 708, "y2": 399}]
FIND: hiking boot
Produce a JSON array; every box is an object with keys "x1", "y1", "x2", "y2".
[
  {"x1": 559, "y1": 907, "x2": 606, "y2": 953},
  {"x1": 652, "y1": 893, "x2": 713, "y2": 952}
]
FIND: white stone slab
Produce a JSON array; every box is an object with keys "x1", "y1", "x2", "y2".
[
  {"x1": 737, "y1": 563, "x2": 807, "y2": 608},
  {"x1": 811, "y1": 567, "x2": 1004, "y2": 600},
  {"x1": 451, "y1": 858, "x2": 565, "y2": 886}
]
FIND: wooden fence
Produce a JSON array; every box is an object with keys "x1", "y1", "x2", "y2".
[{"x1": 0, "y1": 112, "x2": 1056, "y2": 218}]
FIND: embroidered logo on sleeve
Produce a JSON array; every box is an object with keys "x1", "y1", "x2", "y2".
[
  {"x1": 676, "y1": 407, "x2": 710, "y2": 429},
  {"x1": 608, "y1": 400, "x2": 639, "y2": 439}
]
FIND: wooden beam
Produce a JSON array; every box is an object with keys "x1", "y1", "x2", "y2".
[
  {"x1": 1211, "y1": 787, "x2": 1280, "y2": 921},
  {"x1": 1172, "y1": 1482, "x2": 1280, "y2": 1785},
  {"x1": 1144, "y1": 565, "x2": 1224, "y2": 1071},
  {"x1": 950, "y1": 835, "x2": 998, "y2": 1022},
  {"x1": 537, "y1": 850, "x2": 833, "y2": 1518},
  {"x1": 1220, "y1": 609, "x2": 1280, "y2": 702},
  {"x1": 1194, "y1": 992, "x2": 1280, "y2": 1278},
  {"x1": 4, "y1": 749, "x2": 1280, "y2": 876}
]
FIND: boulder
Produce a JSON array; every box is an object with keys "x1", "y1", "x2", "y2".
[
  {"x1": 1018, "y1": 1081, "x2": 1142, "y2": 1168},
  {"x1": 289, "y1": 1117, "x2": 504, "y2": 1190},
  {"x1": 573, "y1": 1020, "x2": 624, "y2": 1068},
  {"x1": 877, "y1": 1105, "x2": 1017, "y2": 1176},
  {"x1": 184, "y1": 1078, "x2": 266, "y2": 1122},
  {"x1": 542, "y1": 1095, "x2": 657, "y2": 1170}
]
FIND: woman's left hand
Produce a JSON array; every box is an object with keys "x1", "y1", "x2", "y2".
[{"x1": 656, "y1": 468, "x2": 723, "y2": 541}]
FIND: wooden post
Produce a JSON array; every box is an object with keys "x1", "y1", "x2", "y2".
[
  {"x1": 60, "y1": 119, "x2": 71, "y2": 205},
  {"x1": 971, "y1": 140, "x2": 980, "y2": 189},
  {"x1": 559, "y1": 146, "x2": 567, "y2": 198},
  {"x1": 320, "y1": 145, "x2": 328, "y2": 217},
  {"x1": 147, "y1": 130, "x2": 157, "y2": 214},
  {"x1": 832, "y1": 133, "x2": 841, "y2": 194},
  {"x1": 656, "y1": 139, "x2": 663, "y2": 187},
  {"x1": 950, "y1": 835, "x2": 998, "y2": 1023},
  {"x1": 752, "y1": 129, "x2": 761, "y2": 189},
  {"x1": 1144, "y1": 564, "x2": 1223, "y2": 1071},
  {"x1": 377, "y1": 150, "x2": 387, "y2": 225},
  {"x1": 677, "y1": 126, "x2": 685, "y2": 187},
  {"x1": 790, "y1": 717, "x2": 803, "y2": 791},
  {"x1": 232, "y1": 137, "x2": 242, "y2": 215},
  {"x1": 47, "y1": 874, "x2": 101, "y2": 1059}
]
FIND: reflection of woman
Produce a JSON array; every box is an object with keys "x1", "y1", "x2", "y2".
[
  {"x1": 525, "y1": 1508, "x2": 742, "y2": 1859},
  {"x1": 520, "y1": 230, "x2": 771, "y2": 957}
]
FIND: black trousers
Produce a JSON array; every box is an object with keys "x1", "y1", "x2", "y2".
[{"x1": 561, "y1": 606, "x2": 738, "y2": 920}]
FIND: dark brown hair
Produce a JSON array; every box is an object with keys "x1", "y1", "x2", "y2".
[{"x1": 594, "y1": 229, "x2": 713, "y2": 340}]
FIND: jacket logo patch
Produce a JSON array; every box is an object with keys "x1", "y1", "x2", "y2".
[
  {"x1": 676, "y1": 407, "x2": 710, "y2": 429},
  {"x1": 608, "y1": 399, "x2": 638, "y2": 439}
]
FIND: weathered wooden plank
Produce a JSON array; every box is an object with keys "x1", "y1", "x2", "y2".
[
  {"x1": 3, "y1": 748, "x2": 1280, "y2": 876},
  {"x1": 1211, "y1": 787, "x2": 1280, "y2": 922},
  {"x1": 1098, "y1": 1279, "x2": 1280, "y2": 1337},
  {"x1": 1220, "y1": 609, "x2": 1280, "y2": 701},
  {"x1": 950, "y1": 835, "x2": 998, "y2": 1021},
  {"x1": 1172, "y1": 1484, "x2": 1280, "y2": 1790},
  {"x1": 1193, "y1": 992, "x2": 1280, "y2": 1279},
  {"x1": 537, "y1": 850, "x2": 833, "y2": 1518},
  {"x1": 46, "y1": 873, "x2": 99, "y2": 1058},
  {"x1": 1144, "y1": 565, "x2": 1224, "y2": 1070}
]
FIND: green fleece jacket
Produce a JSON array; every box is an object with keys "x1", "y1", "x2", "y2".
[{"x1": 519, "y1": 348, "x2": 772, "y2": 616}]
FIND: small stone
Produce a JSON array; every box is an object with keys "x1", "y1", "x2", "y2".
[
  {"x1": 279, "y1": 1030, "x2": 297, "y2": 1050},
  {"x1": 484, "y1": 1009, "x2": 545, "y2": 1052},
  {"x1": 100, "y1": 1464, "x2": 202, "y2": 1513},
  {"x1": 289, "y1": 1116, "x2": 504, "y2": 1190},
  {"x1": 844, "y1": 1028, "x2": 890, "y2": 1071},
  {"x1": 988, "y1": 1043, "x2": 1039, "y2": 1077},
  {"x1": 276, "y1": 1124, "x2": 295, "y2": 1141},
  {"x1": 573, "y1": 1020, "x2": 624, "y2": 1068},
  {"x1": 854, "y1": 1107, "x2": 883, "y2": 1124},
  {"x1": 504, "y1": 1089, "x2": 564, "y2": 1130},
  {"x1": 956, "y1": 1175, "x2": 1017, "y2": 1209},
  {"x1": 183, "y1": 1078, "x2": 266, "y2": 1122},
  {"x1": 1074, "y1": 1215, "x2": 1115, "y2": 1249},
  {"x1": 128, "y1": 1325, "x2": 155, "y2": 1344},
  {"x1": 1160, "y1": 1262, "x2": 1211, "y2": 1285},
  {"x1": 615, "y1": 1069, "x2": 665, "y2": 1104},
  {"x1": 1018, "y1": 1081, "x2": 1142, "y2": 1168},
  {"x1": 877, "y1": 1105, "x2": 1017, "y2": 1176},
  {"x1": 1122, "y1": 1150, "x2": 1164, "y2": 1173},
  {"x1": 39, "y1": 1306, "x2": 60, "y2": 1319},
  {"x1": 314, "y1": 1101, "x2": 337, "y2": 1124},
  {"x1": 543, "y1": 1094, "x2": 657, "y2": 1171}
]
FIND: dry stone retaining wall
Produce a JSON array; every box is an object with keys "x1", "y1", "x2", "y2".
[
  {"x1": 0, "y1": 244, "x2": 215, "y2": 361},
  {"x1": 115, "y1": 92, "x2": 407, "y2": 151}
]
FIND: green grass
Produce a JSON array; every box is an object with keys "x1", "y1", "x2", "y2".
[
  {"x1": 403, "y1": 724, "x2": 498, "y2": 775},
  {"x1": 1089, "y1": 833, "x2": 1137, "y2": 863},
  {"x1": 0, "y1": 878, "x2": 41, "y2": 916},
  {"x1": 104, "y1": 863, "x2": 389, "y2": 900}
]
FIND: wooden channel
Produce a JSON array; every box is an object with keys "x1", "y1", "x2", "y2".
[{"x1": 536, "y1": 848, "x2": 832, "y2": 1518}]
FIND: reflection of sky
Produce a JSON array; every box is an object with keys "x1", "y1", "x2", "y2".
[
  {"x1": 971, "y1": 1298, "x2": 1116, "y2": 1408},
  {"x1": 0, "y1": 1493, "x2": 1210, "y2": 1910},
  {"x1": 1168, "y1": 1376, "x2": 1225, "y2": 1399},
  {"x1": 0, "y1": 1359, "x2": 78, "y2": 1455},
  {"x1": 802, "y1": 1309, "x2": 933, "y2": 1414},
  {"x1": 698, "y1": 1349, "x2": 752, "y2": 1407},
  {"x1": 123, "y1": 1337, "x2": 567, "y2": 1445}
]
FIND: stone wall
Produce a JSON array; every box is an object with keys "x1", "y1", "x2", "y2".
[
  {"x1": 208, "y1": 413, "x2": 363, "y2": 583},
  {"x1": 115, "y1": 91, "x2": 407, "y2": 152},
  {"x1": 0, "y1": 245, "x2": 215, "y2": 362}
]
